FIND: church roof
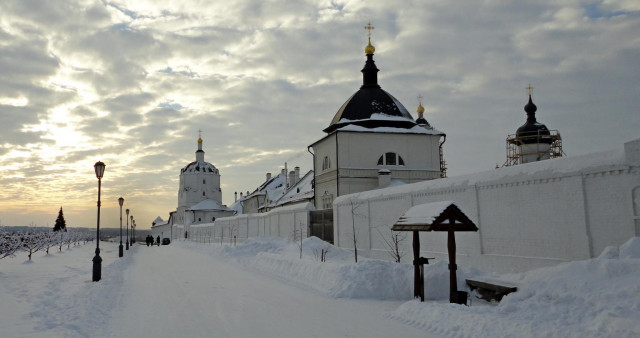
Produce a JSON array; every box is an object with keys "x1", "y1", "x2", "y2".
[
  {"x1": 323, "y1": 42, "x2": 417, "y2": 133},
  {"x1": 181, "y1": 161, "x2": 218, "y2": 174},
  {"x1": 515, "y1": 94, "x2": 552, "y2": 145}
]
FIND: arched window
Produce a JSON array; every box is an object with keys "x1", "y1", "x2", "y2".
[
  {"x1": 203, "y1": 191, "x2": 205, "y2": 196},
  {"x1": 198, "y1": 218, "x2": 201, "y2": 222},
  {"x1": 203, "y1": 179, "x2": 206, "y2": 184},
  {"x1": 212, "y1": 217, "x2": 216, "y2": 222},
  {"x1": 322, "y1": 156, "x2": 331, "y2": 170},
  {"x1": 377, "y1": 152, "x2": 405, "y2": 166}
]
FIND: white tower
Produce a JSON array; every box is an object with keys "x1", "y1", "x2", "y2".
[{"x1": 178, "y1": 135, "x2": 222, "y2": 210}]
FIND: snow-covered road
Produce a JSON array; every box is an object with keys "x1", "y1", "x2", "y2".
[{"x1": 104, "y1": 243, "x2": 430, "y2": 338}]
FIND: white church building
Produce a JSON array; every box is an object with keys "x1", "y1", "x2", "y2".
[
  {"x1": 151, "y1": 136, "x2": 234, "y2": 239},
  {"x1": 310, "y1": 31, "x2": 445, "y2": 210}
]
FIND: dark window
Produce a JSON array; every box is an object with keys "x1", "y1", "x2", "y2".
[
  {"x1": 212, "y1": 217, "x2": 216, "y2": 222},
  {"x1": 203, "y1": 179, "x2": 206, "y2": 184},
  {"x1": 385, "y1": 152, "x2": 396, "y2": 165},
  {"x1": 203, "y1": 192, "x2": 205, "y2": 196},
  {"x1": 378, "y1": 152, "x2": 405, "y2": 166},
  {"x1": 198, "y1": 218, "x2": 201, "y2": 222},
  {"x1": 322, "y1": 156, "x2": 331, "y2": 170}
]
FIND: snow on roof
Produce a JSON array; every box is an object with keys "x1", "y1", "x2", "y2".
[
  {"x1": 256, "y1": 172, "x2": 287, "y2": 209},
  {"x1": 273, "y1": 170, "x2": 314, "y2": 207},
  {"x1": 188, "y1": 199, "x2": 231, "y2": 211},
  {"x1": 229, "y1": 199, "x2": 243, "y2": 215},
  {"x1": 396, "y1": 201, "x2": 457, "y2": 225},
  {"x1": 336, "y1": 124, "x2": 444, "y2": 135},
  {"x1": 152, "y1": 216, "x2": 168, "y2": 227}
]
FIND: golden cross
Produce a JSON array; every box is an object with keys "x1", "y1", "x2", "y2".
[
  {"x1": 526, "y1": 84, "x2": 534, "y2": 96},
  {"x1": 364, "y1": 22, "x2": 374, "y2": 38},
  {"x1": 198, "y1": 129, "x2": 202, "y2": 138},
  {"x1": 417, "y1": 94, "x2": 423, "y2": 105}
]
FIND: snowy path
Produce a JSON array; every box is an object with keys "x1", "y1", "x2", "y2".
[{"x1": 104, "y1": 243, "x2": 432, "y2": 338}]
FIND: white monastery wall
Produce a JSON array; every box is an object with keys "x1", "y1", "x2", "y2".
[
  {"x1": 333, "y1": 138, "x2": 640, "y2": 273},
  {"x1": 188, "y1": 203, "x2": 314, "y2": 244}
]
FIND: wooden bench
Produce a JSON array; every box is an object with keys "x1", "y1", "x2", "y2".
[{"x1": 466, "y1": 278, "x2": 518, "y2": 302}]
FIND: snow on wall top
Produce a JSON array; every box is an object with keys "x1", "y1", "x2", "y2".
[{"x1": 335, "y1": 141, "x2": 632, "y2": 204}]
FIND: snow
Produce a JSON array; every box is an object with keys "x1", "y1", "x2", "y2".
[
  {"x1": 1, "y1": 235, "x2": 639, "y2": 337},
  {"x1": 188, "y1": 198, "x2": 231, "y2": 211},
  {"x1": 396, "y1": 201, "x2": 456, "y2": 225},
  {"x1": 336, "y1": 123, "x2": 444, "y2": 135}
]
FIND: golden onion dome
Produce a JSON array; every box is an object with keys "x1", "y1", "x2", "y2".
[
  {"x1": 197, "y1": 137, "x2": 203, "y2": 144},
  {"x1": 416, "y1": 103, "x2": 425, "y2": 114},
  {"x1": 365, "y1": 40, "x2": 375, "y2": 55}
]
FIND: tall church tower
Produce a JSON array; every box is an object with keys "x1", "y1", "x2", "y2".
[
  {"x1": 309, "y1": 24, "x2": 445, "y2": 209},
  {"x1": 177, "y1": 134, "x2": 222, "y2": 211}
]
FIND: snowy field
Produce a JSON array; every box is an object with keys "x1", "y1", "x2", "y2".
[{"x1": 1, "y1": 236, "x2": 639, "y2": 338}]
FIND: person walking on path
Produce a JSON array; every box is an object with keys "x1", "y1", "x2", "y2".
[{"x1": 156, "y1": 235, "x2": 160, "y2": 246}]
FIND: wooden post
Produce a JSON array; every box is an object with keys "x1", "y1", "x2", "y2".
[
  {"x1": 413, "y1": 231, "x2": 421, "y2": 300},
  {"x1": 447, "y1": 218, "x2": 458, "y2": 303}
]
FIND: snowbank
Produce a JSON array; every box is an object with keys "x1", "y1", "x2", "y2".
[
  {"x1": 180, "y1": 236, "x2": 476, "y2": 301},
  {"x1": 390, "y1": 237, "x2": 640, "y2": 337}
]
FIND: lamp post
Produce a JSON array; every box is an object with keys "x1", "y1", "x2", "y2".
[
  {"x1": 126, "y1": 209, "x2": 130, "y2": 250},
  {"x1": 130, "y1": 215, "x2": 134, "y2": 246},
  {"x1": 118, "y1": 197, "x2": 124, "y2": 257},
  {"x1": 92, "y1": 161, "x2": 105, "y2": 282},
  {"x1": 132, "y1": 220, "x2": 136, "y2": 243}
]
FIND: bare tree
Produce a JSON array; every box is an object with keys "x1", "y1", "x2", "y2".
[
  {"x1": 313, "y1": 244, "x2": 330, "y2": 262},
  {"x1": 21, "y1": 232, "x2": 47, "y2": 261},
  {"x1": 347, "y1": 197, "x2": 364, "y2": 263},
  {"x1": 375, "y1": 227, "x2": 407, "y2": 263},
  {"x1": 0, "y1": 232, "x2": 21, "y2": 259},
  {"x1": 291, "y1": 221, "x2": 306, "y2": 259}
]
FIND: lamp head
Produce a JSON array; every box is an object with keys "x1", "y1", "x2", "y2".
[
  {"x1": 118, "y1": 197, "x2": 124, "y2": 207},
  {"x1": 94, "y1": 161, "x2": 106, "y2": 179}
]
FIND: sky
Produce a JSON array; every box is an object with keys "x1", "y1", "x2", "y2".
[{"x1": 0, "y1": 0, "x2": 638, "y2": 229}]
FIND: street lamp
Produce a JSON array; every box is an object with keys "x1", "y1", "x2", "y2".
[
  {"x1": 92, "y1": 161, "x2": 105, "y2": 282},
  {"x1": 132, "y1": 220, "x2": 136, "y2": 243},
  {"x1": 126, "y1": 209, "x2": 130, "y2": 250},
  {"x1": 118, "y1": 197, "x2": 124, "y2": 257},
  {"x1": 130, "y1": 215, "x2": 134, "y2": 246}
]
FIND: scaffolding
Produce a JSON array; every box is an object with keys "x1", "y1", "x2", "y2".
[
  {"x1": 440, "y1": 146, "x2": 447, "y2": 178},
  {"x1": 503, "y1": 130, "x2": 564, "y2": 167}
]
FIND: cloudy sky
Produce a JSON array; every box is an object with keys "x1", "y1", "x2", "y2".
[{"x1": 0, "y1": 0, "x2": 638, "y2": 229}]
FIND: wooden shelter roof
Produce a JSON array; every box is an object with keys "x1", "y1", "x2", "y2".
[{"x1": 392, "y1": 201, "x2": 478, "y2": 232}]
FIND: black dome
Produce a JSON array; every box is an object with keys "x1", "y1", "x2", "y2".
[
  {"x1": 516, "y1": 96, "x2": 552, "y2": 144},
  {"x1": 324, "y1": 53, "x2": 416, "y2": 133}
]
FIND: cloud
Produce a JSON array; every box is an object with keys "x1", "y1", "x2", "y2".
[{"x1": 0, "y1": 0, "x2": 637, "y2": 228}]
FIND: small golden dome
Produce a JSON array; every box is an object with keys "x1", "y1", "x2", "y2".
[
  {"x1": 417, "y1": 103, "x2": 425, "y2": 114},
  {"x1": 365, "y1": 41, "x2": 375, "y2": 55},
  {"x1": 197, "y1": 137, "x2": 203, "y2": 144}
]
